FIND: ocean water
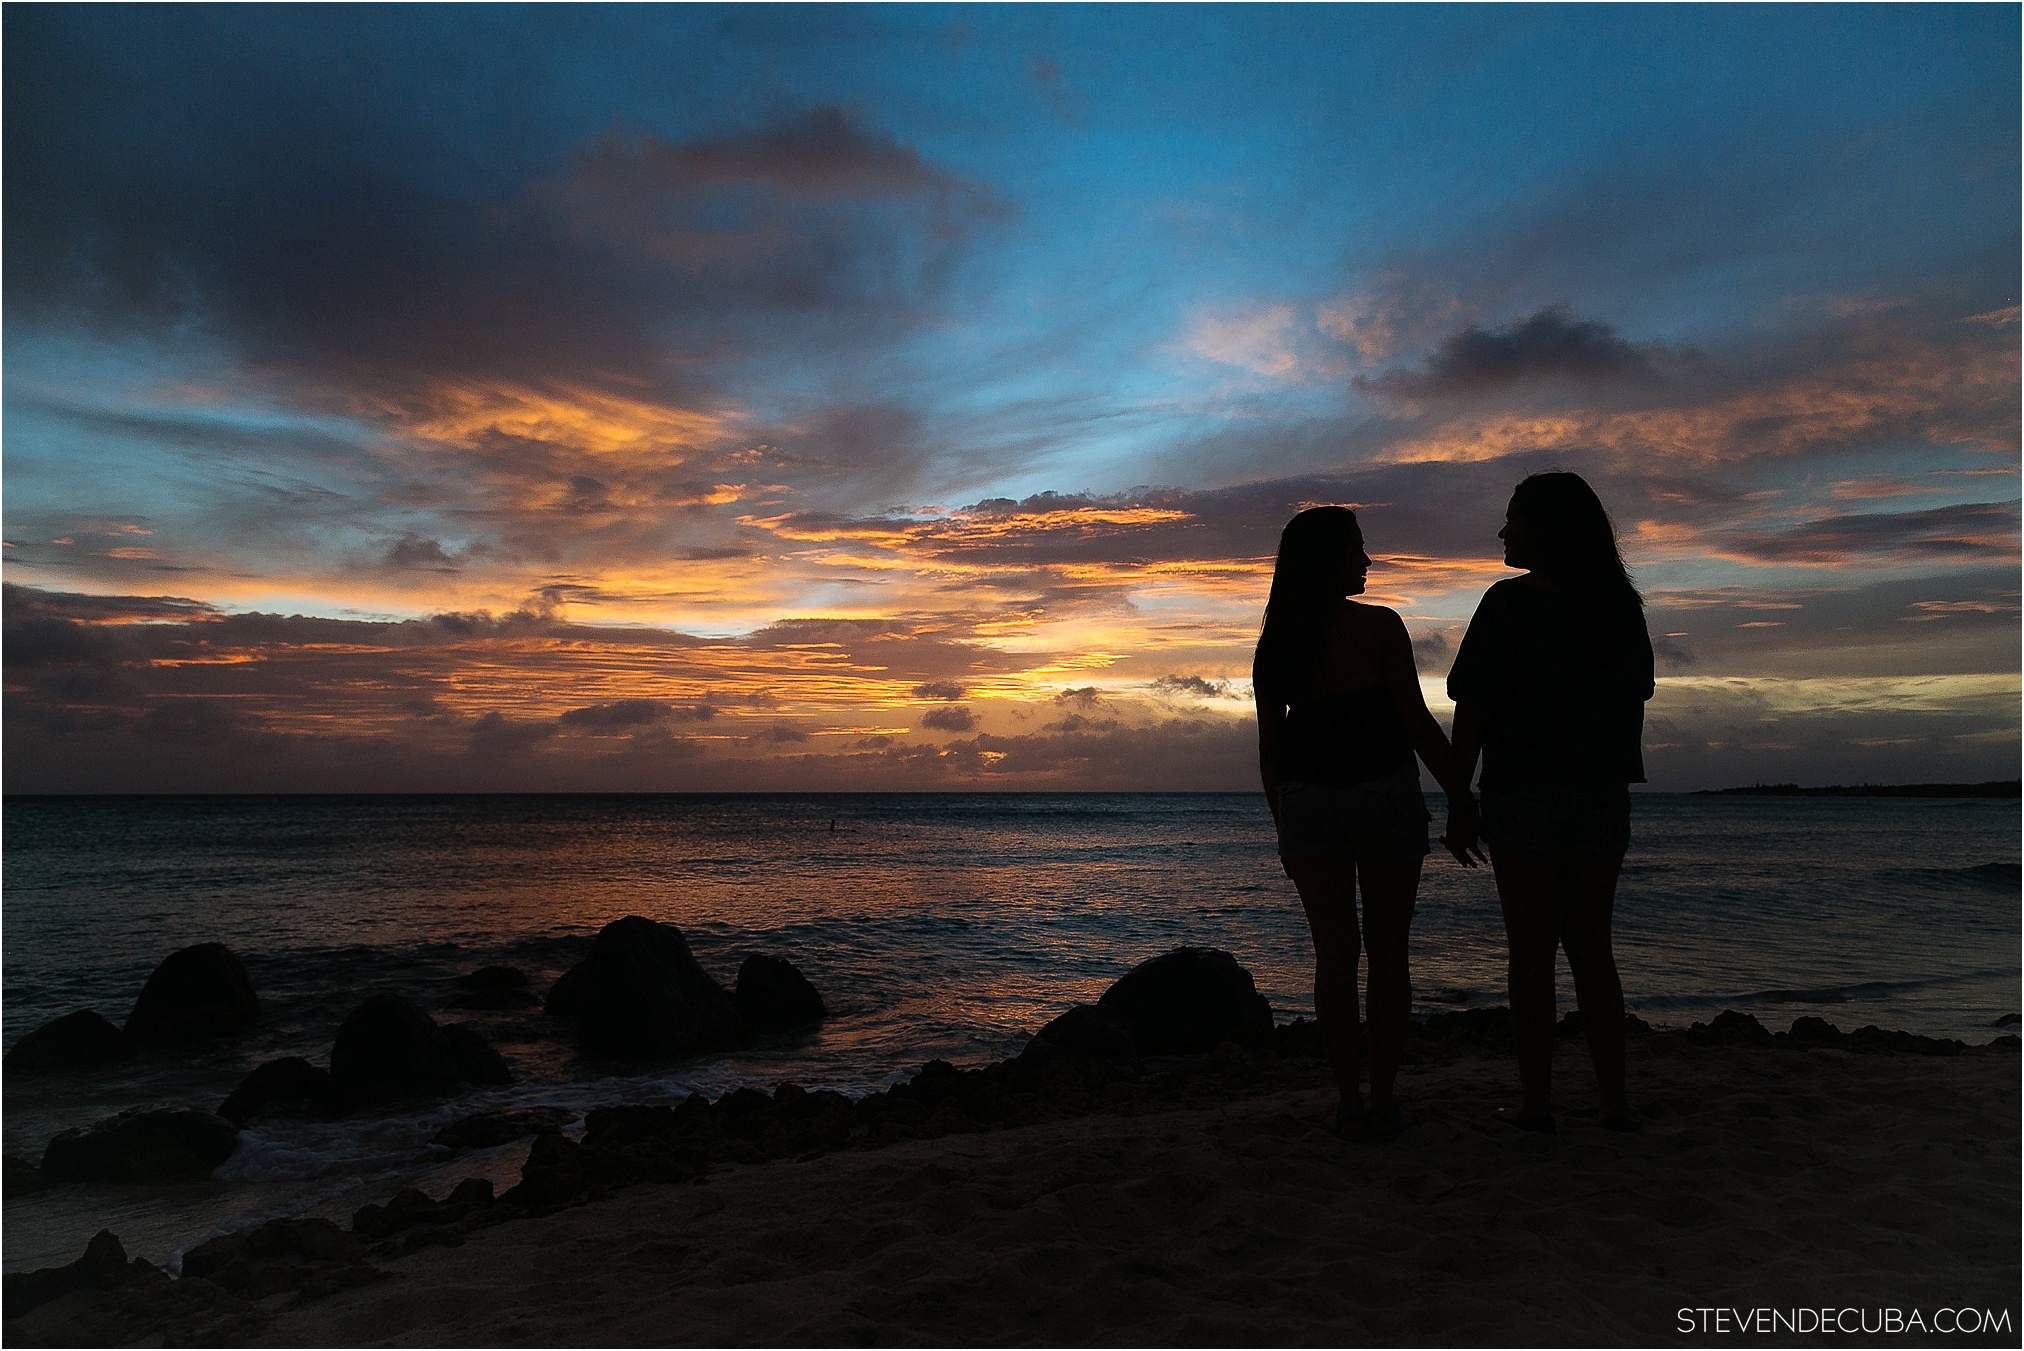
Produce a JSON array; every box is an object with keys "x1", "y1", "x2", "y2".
[{"x1": 3, "y1": 791, "x2": 2017, "y2": 1273}]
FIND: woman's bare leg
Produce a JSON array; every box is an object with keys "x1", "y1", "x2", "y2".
[
  {"x1": 1286, "y1": 858, "x2": 1362, "y2": 1117},
  {"x1": 1356, "y1": 858, "x2": 1420, "y2": 1113},
  {"x1": 1558, "y1": 853, "x2": 1629, "y2": 1118},
  {"x1": 1490, "y1": 847, "x2": 1562, "y2": 1118}
]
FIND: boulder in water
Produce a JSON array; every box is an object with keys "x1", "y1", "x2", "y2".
[
  {"x1": 1019, "y1": 1003, "x2": 1139, "y2": 1069},
  {"x1": 449, "y1": 966, "x2": 539, "y2": 1009},
  {"x1": 733, "y1": 954, "x2": 826, "y2": 1030},
  {"x1": 217, "y1": 1057, "x2": 343, "y2": 1124},
  {"x1": 1098, "y1": 947, "x2": 1274, "y2": 1055},
  {"x1": 442, "y1": 1023, "x2": 513, "y2": 1084},
  {"x1": 123, "y1": 943, "x2": 261, "y2": 1046},
  {"x1": 4, "y1": 1010, "x2": 136, "y2": 1076},
  {"x1": 41, "y1": 1108, "x2": 238, "y2": 1182},
  {"x1": 431, "y1": 1106, "x2": 577, "y2": 1149},
  {"x1": 457, "y1": 965, "x2": 527, "y2": 991},
  {"x1": 547, "y1": 916, "x2": 746, "y2": 1061},
  {"x1": 330, "y1": 995, "x2": 511, "y2": 1104}
]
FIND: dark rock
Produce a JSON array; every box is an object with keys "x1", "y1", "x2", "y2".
[
  {"x1": 351, "y1": 1179, "x2": 496, "y2": 1244},
  {"x1": 179, "y1": 1217, "x2": 367, "y2": 1299},
  {"x1": 890, "y1": 1059, "x2": 964, "y2": 1108},
  {"x1": 447, "y1": 988, "x2": 541, "y2": 1010},
  {"x1": 5, "y1": 1155, "x2": 51, "y2": 1195},
  {"x1": 4, "y1": 1010, "x2": 136, "y2": 1076},
  {"x1": 1786, "y1": 1015, "x2": 1846, "y2": 1048},
  {"x1": 1845, "y1": 1024, "x2": 1965, "y2": 1056},
  {"x1": 546, "y1": 916, "x2": 746, "y2": 1061},
  {"x1": 1555, "y1": 1009, "x2": 1656, "y2": 1042},
  {"x1": 457, "y1": 966, "x2": 528, "y2": 991},
  {"x1": 1686, "y1": 1010, "x2": 1773, "y2": 1046},
  {"x1": 543, "y1": 963, "x2": 590, "y2": 1016},
  {"x1": 330, "y1": 995, "x2": 465, "y2": 1104},
  {"x1": 217, "y1": 1057, "x2": 342, "y2": 1124},
  {"x1": 497, "y1": 1131, "x2": 586, "y2": 1212},
  {"x1": 448, "y1": 967, "x2": 538, "y2": 1009},
  {"x1": 1019, "y1": 1003, "x2": 1139, "y2": 1069},
  {"x1": 431, "y1": 1107, "x2": 576, "y2": 1149},
  {"x1": 733, "y1": 954, "x2": 827, "y2": 1029},
  {"x1": 1270, "y1": 1016, "x2": 1326, "y2": 1059},
  {"x1": 1098, "y1": 947, "x2": 1274, "y2": 1054},
  {"x1": 1416, "y1": 1006, "x2": 1514, "y2": 1051},
  {"x1": 42, "y1": 1108, "x2": 239, "y2": 1182},
  {"x1": 123, "y1": 943, "x2": 261, "y2": 1046},
  {"x1": 715, "y1": 1086, "x2": 776, "y2": 1121},
  {"x1": 582, "y1": 1102, "x2": 680, "y2": 1147},
  {"x1": 2, "y1": 1229, "x2": 158, "y2": 1316},
  {"x1": 441, "y1": 1023, "x2": 513, "y2": 1085}
]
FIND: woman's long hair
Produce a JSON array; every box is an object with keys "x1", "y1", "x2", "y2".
[
  {"x1": 1510, "y1": 472, "x2": 1642, "y2": 609},
  {"x1": 1254, "y1": 505, "x2": 1359, "y2": 694}
]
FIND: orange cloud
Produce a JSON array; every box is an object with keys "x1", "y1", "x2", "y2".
[
  {"x1": 401, "y1": 382, "x2": 734, "y2": 456},
  {"x1": 1379, "y1": 337, "x2": 2018, "y2": 464}
]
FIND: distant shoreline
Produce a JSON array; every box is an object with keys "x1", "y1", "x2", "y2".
[{"x1": 1696, "y1": 780, "x2": 2021, "y2": 799}]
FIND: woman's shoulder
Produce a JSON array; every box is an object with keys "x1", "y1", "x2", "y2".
[
  {"x1": 1337, "y1": 598, "x2": 1405, "y2": 627},
  {"x1": 1469, "y1": 576, "x2": 1535, "y2": 617}
]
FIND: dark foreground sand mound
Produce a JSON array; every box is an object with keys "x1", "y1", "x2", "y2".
[{"x1": 10, "y1": 1025, "x2": 2015, "y2": 1348}]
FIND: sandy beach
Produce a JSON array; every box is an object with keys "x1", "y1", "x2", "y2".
[{"x1": 10, "y1": 1025, "x2": 2016, "y2": 1348}]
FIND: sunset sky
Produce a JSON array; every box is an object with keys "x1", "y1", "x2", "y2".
[{"x1": 5, "y1": 5, "x2": 2017, "y2": 792}]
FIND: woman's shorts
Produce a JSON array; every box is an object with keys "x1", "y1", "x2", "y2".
[
  {"x1": 1275, "y1": 766, "x2": 1431, "y2": 867},
  {"x1": 1480, "y1": 785, "x2": 1632, "y2": 859}
]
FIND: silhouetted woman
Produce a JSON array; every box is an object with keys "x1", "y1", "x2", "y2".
[
  {"x1": 1255, "y1": 506, "x2": 1478, "y2": 1140},
  {"x1": 1447, "y1": 472, "x2": 1655, "y2": 1133}
]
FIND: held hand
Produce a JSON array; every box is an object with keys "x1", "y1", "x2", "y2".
[{"x1": 1440, "y1": 798, "x2": 1487, "y2": 868}]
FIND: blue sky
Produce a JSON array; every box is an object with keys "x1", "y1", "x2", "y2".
[{"x1": 5, "y1": 4, "x2": 2017, "y2": 791}]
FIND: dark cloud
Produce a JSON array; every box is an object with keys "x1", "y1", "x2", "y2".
[
  {"x1": 1361, "y1": 306, "x2": 1663, "y2": 399},
  {"x1": 6, "y1": 9, "x2": 1002, "y2": 410},
  {"x1": 919, "y1": 705, "x2": 976, "y2": 732},
  {"x1": 1150, "y1": 674, "x2": 1228, "y2": 698},
  {"x1": 910, "y1": 680, "x2": 967, "y2": 700},
  {"x1": 468, "y1": 710, "x2": 556, "y2": 754},
  {"x1": 557, "y1": 698, "x2": 715, "y2": 729},
  {"x1": 1409, "y1": 632, "x2": 1450, "y2": 669},
  {"x1": 3, "y1": 584, "x2": 218, "y2": 625},
  {"x1": 1643, "y1": 568, "x2": 2020, "y2": 675},
  {"x1": 388, "y1": 535, "x2": 461, "y2": 572},
  {"x1": 1710, "y1": 502, "x2": 2018, "y2": 565}
]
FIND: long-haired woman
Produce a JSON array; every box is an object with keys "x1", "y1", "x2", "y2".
[
  {"x1": 1254, "y1": 506, "x2": 1480, "y2": 1141},
  {"x1": 1447, "y1": 472, "x2": 1656, "y2": 1133}
]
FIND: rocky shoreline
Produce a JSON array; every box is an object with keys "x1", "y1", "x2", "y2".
[
  {"x1": 7, "y1": 914, "x2": 2016, "y2": 1346},
  {"x1": 9, "y1": 999, "x2": 2015, "y2": 1347}
]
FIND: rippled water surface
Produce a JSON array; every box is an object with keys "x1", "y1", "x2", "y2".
[{"x1": 4, "y1": 791, "x2": 2017, "y2": 1271}]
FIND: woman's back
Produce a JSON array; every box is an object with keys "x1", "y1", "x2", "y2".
[
  {"x1": 1447, "y1": 577, "x2": 1654, "y2": 792},
  {"x1": 1264, "y1": 601, "x2": 1417, "y2": 789}
]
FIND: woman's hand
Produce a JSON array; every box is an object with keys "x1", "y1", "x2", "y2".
[{"x1": 1441, "y1": 796, "x2": 1487, "y2": 868}]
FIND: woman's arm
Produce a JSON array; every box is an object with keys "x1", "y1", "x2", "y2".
[
  {"x1": 1449, "y1": 699, "x2": 1483, "y2": 791},
  {"x1": 1378, "y1": 613, "x2": 1484, "y2": 865},
  {"x1": 1443, "y1": 700, "x2": 1486, "y2": 864},
  {"x1": 1377, "y1": 612, "x2": 1468, "y2": 800}
]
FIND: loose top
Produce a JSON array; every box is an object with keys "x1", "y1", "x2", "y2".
[{"x1": 1447, "y1": 578, "x2": 1655, "y2": 792}]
